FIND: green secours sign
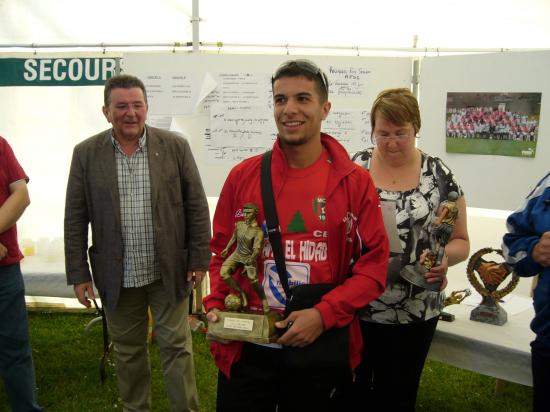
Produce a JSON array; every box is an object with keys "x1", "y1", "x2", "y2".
[{"x1": 0, "y1": 58, "x2": 117, "y2": 86}]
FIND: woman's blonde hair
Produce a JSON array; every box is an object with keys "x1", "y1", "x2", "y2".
[{"x1": 370, "y1": 88, "x2": 421, "y2": 135}]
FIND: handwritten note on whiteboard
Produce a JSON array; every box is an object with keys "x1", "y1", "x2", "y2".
[
  {"x1": 327, "y1": 66, "x2": 371, "y2": 97},
  {"x1": 210, "y1": 105, "x2": 274, "y2": 148},
  {"x1": 206, "y1": 105, "x2": 276, "y2": 163},
  {"x1": 323, "y1": 110, "x2": 371, "y2": 153}
]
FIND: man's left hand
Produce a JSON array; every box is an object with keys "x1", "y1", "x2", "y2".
[{"x1": 275, "y1": 308, "x2": 324, "y2": 347}]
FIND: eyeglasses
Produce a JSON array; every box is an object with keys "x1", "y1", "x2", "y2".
[
  {"x1": 373, "y1": 130, "x2": 413, "y2": 142},
  {"x1": 272, "y1": 59, "x2": 329, "y2": 95}
]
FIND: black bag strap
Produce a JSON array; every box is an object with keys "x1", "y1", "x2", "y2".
[{"x1": 260, "y1": 150, "x2": 291, "y2": 298}]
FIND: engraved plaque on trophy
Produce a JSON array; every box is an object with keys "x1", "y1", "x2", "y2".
[
  {"x1": 207, "y1": 203, "x2": 283, "y2": 344},
  {"x1": 467, "y1": 247, "x2": 519, "y2": 326}
]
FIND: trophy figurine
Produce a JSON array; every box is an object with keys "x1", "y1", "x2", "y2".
[
  {"x1": 207, "y1": 203, "x2": 283, "y2": 344},
  {"x1": 439, "y1": 288, "x2": 471, "y2": 321},
  {"x1": 467, "y1": 247, "x2": 519, "y2": 325},
  {"x1": 401, "y1": 191, "x2": 459, "y2": 291}
]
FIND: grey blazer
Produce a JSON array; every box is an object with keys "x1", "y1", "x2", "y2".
[{"x1": 64, "y1": 126, "x2": 211, "y2": 311}]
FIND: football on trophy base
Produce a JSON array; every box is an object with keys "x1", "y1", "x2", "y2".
[{"x1": 224, "y1": 293, "x2": 243, "y2": 312}]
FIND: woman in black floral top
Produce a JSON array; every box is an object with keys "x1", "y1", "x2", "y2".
[{"x1": 346, "y1": 88, "x2": 470, "y2": 411}]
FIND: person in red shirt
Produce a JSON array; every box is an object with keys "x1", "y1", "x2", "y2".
[
  {"x1": 0, "y1": 136, "x2": 42, "y2": 411},
  {"x1": 204, "y1": 59, "x2": 389, "y2": 411}
]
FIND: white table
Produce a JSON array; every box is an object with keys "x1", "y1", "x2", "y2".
[{"x1": 429, "y1": 302, "x2": 534, "y2": 386}]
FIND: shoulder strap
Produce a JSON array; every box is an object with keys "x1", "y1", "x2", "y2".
[{"x1": 260, "y1": 151, "x2": 290, "y2": 297}]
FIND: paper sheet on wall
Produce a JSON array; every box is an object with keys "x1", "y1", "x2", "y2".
[
  {"x1": 194, "y1": 72, "x2": 218, "y2": 112},
  {"x1": 147, "y1": 115, "x2": 172, "y2": 130},
  {"x1": 169, "y1": 116, "x2": 186, "y2": 136},
  {"x1": 140, "y1": 72, "x2": 198, "y2": 115},
  {"x1": 380, "y1": 200, "x2": 403, "y2": 253},
  {"x1": 199, "y1": 72, "x2": 272, "y2": 113},
  {"x1": 169, "y1": 114, "x2": 210, "y2": 147}
]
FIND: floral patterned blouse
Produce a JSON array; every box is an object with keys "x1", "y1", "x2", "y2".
[{"x1": 353, "y1": 148, "x2": 463, "y2": 324}]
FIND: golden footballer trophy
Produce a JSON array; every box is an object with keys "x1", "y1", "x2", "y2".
[
  {"x1": 401, "y1": 192, "x2": 459, "y2": 291},
  {"x1": 439, "y1": 288, "x2": 471, "y2": 322},
  {"x1": 207, "y1": 203, "x2": 283, "y2": 344},
  {"x1": 467, "y1": 247, "x2": 519, "y2": 326}
]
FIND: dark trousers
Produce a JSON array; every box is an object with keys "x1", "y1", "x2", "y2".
[
  {"x1": 216, "y1": 343, "x2": 342, "y2": 412},
  {"x1": 336, "y1": 317, "x2": 438, "y2": 412},
  {"x1": 0, "y1": 264, "x2": 43, "y2": 412},
  {"x1": 531, "y1": 339, "x2": 550, "y2": 412}
]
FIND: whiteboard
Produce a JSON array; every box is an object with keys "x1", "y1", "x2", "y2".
[
  {"x1": 122, "y1": 53, "x2": 412, "y2": 196},
  {"x1": 418, "y1": 51, "x2": 550, "y2": 211}
]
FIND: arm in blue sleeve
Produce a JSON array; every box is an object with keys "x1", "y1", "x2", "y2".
[{"x1": 503, "y1": 200, "x2": 543, "y2": 277}]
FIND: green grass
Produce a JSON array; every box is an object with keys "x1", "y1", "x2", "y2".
[
  {"x1": 0, "y1": 312, "x2": 217, "y2": 412},
  {"x1": 446, "y1": 137, "x2": 536, "y2": 157},
  {"x1": 418, "y1": 361, "x2": 532, "y2": 412},
  {"x1": 0, "y1": 312, "x2": 532, "y2": 411}
]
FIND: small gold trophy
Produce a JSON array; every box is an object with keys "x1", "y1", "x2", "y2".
[
  {"x1": 207, "y1": 203, "x2": 283, "y2": 344},
  {"x1": 439, "y1": 288, "x2": 471, "y2": 321},
  {"x1": 467, "y1": 247, "x2": 519, "y2": 326},
  {"x1": 401, "y1": 191, "x2": 459, "y2": 291}
]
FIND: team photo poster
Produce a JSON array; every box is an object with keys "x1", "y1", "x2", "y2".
[{"x1": 445, "y1": 92, "x2": 541, "y2": 158}]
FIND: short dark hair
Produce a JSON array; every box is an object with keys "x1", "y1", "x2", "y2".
[
  {"x1": 271, "y1": 59, "x2": 329, "y2": 102},
  {"x1": 104, "y1": 74, "x2": 147, "y2": 106}
]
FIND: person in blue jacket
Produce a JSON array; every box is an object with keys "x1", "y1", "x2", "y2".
[{"x1": 503, "y1": 171, "x2": 550, "y2": 412}]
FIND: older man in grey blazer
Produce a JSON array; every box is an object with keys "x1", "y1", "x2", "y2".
[{"x1": 64, "y1": 74, "x2": 211, "y2": 412}]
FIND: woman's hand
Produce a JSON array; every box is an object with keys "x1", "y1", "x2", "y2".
[{"x1": 423, "y1": 251, "x2": 449, "y2": 291}]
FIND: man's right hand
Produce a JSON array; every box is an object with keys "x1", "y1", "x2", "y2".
[
  {"x1": 74, "y1": 281, "x2": 95, "y2": 308},
  {"x1": 533, "y1": 231, "x2": 550, "y2": 267},
  {"x1": 206, "y1": 308, "x2": 220, "y2": 323}
]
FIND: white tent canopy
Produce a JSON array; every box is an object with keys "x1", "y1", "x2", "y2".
[{"x1": 2, "y1": 0, "x2": 550, "y2": 52}]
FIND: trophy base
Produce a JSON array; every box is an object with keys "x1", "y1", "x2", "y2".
[
  {"x1": 439, "y1": 311, "x2": 455, "y2": 322},
  {"x1": 400, "y1": 264, "x2": 441, "y2": 292},
  {"x1": 207, "y1": 310, "x2": 284, "y2": 344},
  {"x1": 470, "y1": 303, "x2": 508, "y2": 325}
]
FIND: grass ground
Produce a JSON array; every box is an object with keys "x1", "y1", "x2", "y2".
[
  {"x1": 446, "y1": 137, "x2": 536, "y2": 157},
  {"x1": 0, "y1": 312, "x2": 532, "y2": 411}
]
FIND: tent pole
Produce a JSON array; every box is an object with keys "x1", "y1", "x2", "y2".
[
  {"x1": 192, "y1": 0, "x2": 200, "y2": 52},
  {"x1": 412, "y1": 35, "x2": 420, "y2": 98}
]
